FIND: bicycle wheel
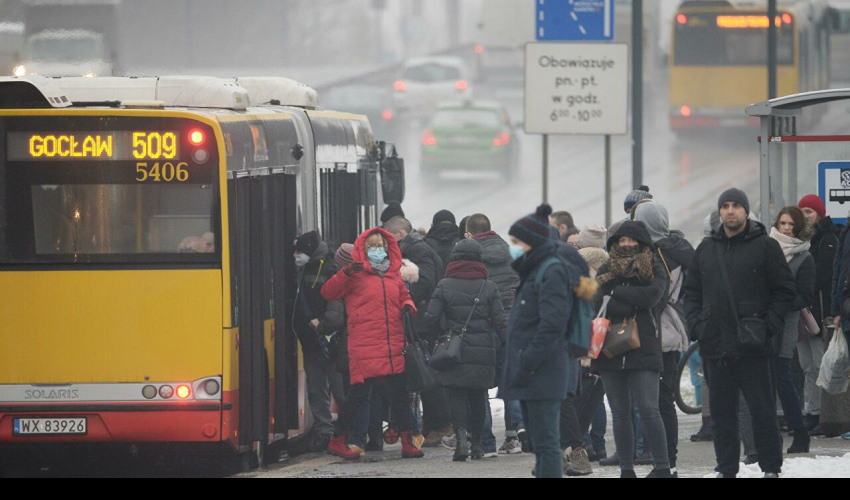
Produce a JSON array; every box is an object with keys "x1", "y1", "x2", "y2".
[{"x1": 674, "y1": 342, "x2": 703, "y2": 415}]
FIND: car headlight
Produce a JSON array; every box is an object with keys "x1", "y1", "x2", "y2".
[
  {"x1": 13, "y1": 65, "x2": 26, "y2": 77},
  {"x1": 83, "y1": 72, "x2": 97, "y2": 78}
]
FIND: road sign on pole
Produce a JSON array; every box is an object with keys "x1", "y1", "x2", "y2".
[
  {"x1": 536, "y1": 0, "x2": 615, "y2": 41},
  {"x1": 819, "y1": 161, "x2": 850, "y2": 226},
  {"x1": 524, "y1": 43, "x2": 629, "y2": 136}
]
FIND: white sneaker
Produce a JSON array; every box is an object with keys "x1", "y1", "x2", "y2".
[
  {"x1": 499, "y1": 439, "x2": 523, "y2": 455},
  {"x1": 483, "y1": 451, "x2": 499, "y2": 459},
  {"x1": 441, "y1": 434, "x2": 457, "y2": 451}
]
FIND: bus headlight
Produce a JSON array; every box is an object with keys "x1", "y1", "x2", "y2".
[
  {"x1": 13, "y1": 65, "x2": 26, "y2": 77},
  {"x1": 159, "y1": 385, "x2": 174, "y2": 399},
  {"x1": 204, "y1": 379, "x2": 220, "y2": 396},
  {"x1": 142, "y1": 385, "x2": 158, "y2": 400}
]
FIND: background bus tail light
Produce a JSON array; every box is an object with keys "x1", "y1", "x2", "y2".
[
  {"x1": 394, "y1": 80, "x2": 407, "y2": 93},
  {"x1": 456, "y1": 80, "x2": 469, "y2": 91},
  {"x1": 474, "y1": 45, "x2": 484, "y2": 54},
  {"x1": 493, "y1": 132, "x2": 510, "y2": 147},
  {"x1": 677, "y1": 14, "x2": 688, "y2": 25},
  {"x1": 681, "y1": 106, "x2": 692, "y2": 117},
  {"x1": 382, "y1": 109, "x2": 394, "y2": 121},
  {"x1": 422, "y1": 130, "x2": 437, "y2": 146},
  {"x1": 176, "y1": 385, "x2": 191, "y2": 399}
]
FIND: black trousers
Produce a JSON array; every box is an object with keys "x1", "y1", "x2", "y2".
[
  {"x1": 336, "y1": 374, "x2": 413, "y2": 439},
  {"x1": 448, "y1": 387, "x2": 488, "y2": 445},
  {"x1": 659, "y1": 351, "x2": 681, "y2": 468},
  {"x1": 705, "y1": 356, "x2": 783, "y2": 476},
  {"x1": 560, "y1": 396, "x2": 584, "y2": 450}
]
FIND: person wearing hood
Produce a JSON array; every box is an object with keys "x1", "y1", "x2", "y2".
[
  {"x1": 426, "y1": 210, "x2": 461, "y2": 272},
  {"x1": 501, "y1": 204, "x2": 576, "y2": 478},
  {"x1": 684, "y1": 188, "x2": 796, "y2": 478},
  {"x1": 321, "y1": 228, "x2": 424, "y2": 460},
  {"x1": 466, "y1": 213, "x2": 527, "y2": 456},
  {"x1": 385, "y1": 216, "x2": 453, "y2": 446},
  {"x1": 292, "y1": 231, "x2": 344, "y2": 451},
  {"x1": 425, "y1": 239, "x2": 508, "y2": 462},
  {"x1": 633, "y1": 202, "x2": 696, "y2": 474},
  {"x1": 798, "y1": 195, "x2": 840, "y2": 434},
  {"x1": 591, "y1": 221, "x2": 671, "y2": 479},
  {"x1": 770, "y1": 207, "x2": 815, "y2": 454}
]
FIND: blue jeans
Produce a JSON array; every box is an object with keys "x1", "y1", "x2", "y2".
[
  {"x1": 504, "y1": 399, "x2": 525, "y2": 436},
  {"x1": 522, "y1": 399, "x2": 564, "y2": 478}
]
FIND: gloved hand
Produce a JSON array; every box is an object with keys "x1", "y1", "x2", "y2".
[
  {"x1": 403, "y1": 305, "x2": 415, "y2": 317},
  {"x1": 344, "y1": 262, "x2": 364, "y2": 277}
]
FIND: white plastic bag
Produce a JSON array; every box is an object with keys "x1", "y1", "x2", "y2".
[{"x1": 817, "y1": 329, "x2": 850, "y2": 395}]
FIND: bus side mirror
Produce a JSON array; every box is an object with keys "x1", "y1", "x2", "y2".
[
  {"x1": 380, "y1": 144, "x2": 405, "y2": 204},
  {"x1": 291, "y1": 143, "x2": 305, "y2": 161}
]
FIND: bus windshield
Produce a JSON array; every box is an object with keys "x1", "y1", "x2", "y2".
[
  {"x1": 674, "y1": 14, "x2": 795, "y2": 66},
  {"x1": 0, "y1": 116, "x2": 220, "y2": 266}
]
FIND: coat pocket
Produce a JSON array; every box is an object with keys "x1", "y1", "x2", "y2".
[{"x1": 506, "y1": 348, "x2": 533, "y2": 389}]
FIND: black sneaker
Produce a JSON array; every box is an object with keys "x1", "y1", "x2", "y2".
[
  {"x1": 517, "y1": 429, "x2": 532, "y2": 453},
  {"x1": 635, "y1": 452, "x2": 654, "y2": 466},
  {"x1": 599, "y1": 451, "x2": 620, "y2": 467},
  {"x1": 646, "y1": 468, "x2": 672, "y2": 478},
  {"x1": 743, "y1": 455, "x2": 759, "y2": 466},
  {"x1": 690, "y1": 418, "x2": 714, "y2": 442},
  {"x1": 805, "y1": 414, "x2": 820, "y2": 433}
]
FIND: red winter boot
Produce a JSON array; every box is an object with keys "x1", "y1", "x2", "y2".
[
  {"x1": 326, "y1": 435, "x2": 364, "y2": 460},
  {"x1": 401, "y1": 431, "x2": 425, "y2": 459}
]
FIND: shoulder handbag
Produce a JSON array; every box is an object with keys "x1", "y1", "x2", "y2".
[
  {"x1": 430, "y1": 280, "x2": 487, "y2": 372},
  {"x1": 717, "y1": 243, "x2": 768, "y2": 347},
  {"x1": 602, "y1": 313, "x2": 642, "y2": 360},
  {"x1": 402, "y1": 310, "x2": 438, "y2": 392}
]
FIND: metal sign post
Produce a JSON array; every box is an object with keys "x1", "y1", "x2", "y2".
[{"x1": 632, "y1": 0, "x2": 643, "y2": 187}]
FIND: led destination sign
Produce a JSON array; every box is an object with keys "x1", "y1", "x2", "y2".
[{"x1": 6, "y1": 131, "x2": 180, "y2": 162}]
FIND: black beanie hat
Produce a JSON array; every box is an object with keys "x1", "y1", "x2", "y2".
[
  {"x1": 433, "y1": 209, "x2": 456, "y2": 226},
  {"x1": 624, "y1": 185, "x2": 653, "y2": 213},
  {"x1": 718, "y1": 188, "x2": 750, "y2": 215},
  {"x1": 450, "y1": 239, "x2": 483, "y2": 263},
  {"x1": 510, "y1": 204, "x2": 554, "y2": 249},
  {"x1": 295, "y1": 231, "x2": 322, "y2": 256},
  {"x1": 381, "y1": 202, "x2": 405, "y2": 225}
]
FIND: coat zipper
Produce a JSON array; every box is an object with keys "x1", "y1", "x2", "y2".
[{"x1": 380, "y1": 275, "x2": 395, "y2": 373}]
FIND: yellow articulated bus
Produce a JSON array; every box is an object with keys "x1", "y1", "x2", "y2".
[
  {"x1": 0, "y1": 76, "x2": 405, "y2": 468},
  {"x1": 670, "y1": 0, "x2": 831, "y2": 132}
]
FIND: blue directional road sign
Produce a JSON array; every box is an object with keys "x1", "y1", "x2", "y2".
[
  {"x1": 536, "y1": 0, "x2": 615, "y2": 41},
  {"x1": 819, "y1": 161, "x2": 850, "y2": 226}
]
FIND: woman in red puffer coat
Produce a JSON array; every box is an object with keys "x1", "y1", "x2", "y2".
[{"x1": 321, "y1": 227, "x2": 424, "y2": 460}]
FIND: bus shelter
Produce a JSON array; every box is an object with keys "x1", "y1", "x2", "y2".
[{"x1": 747, "y1": 89, "x2": 850, "y2": 227}]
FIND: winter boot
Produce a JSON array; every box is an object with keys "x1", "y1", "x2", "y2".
[
  {"x1": 401, "y1": 430, "x2": 425, "y2": 459},
  {"x1": 743, "y1": 455, "x2": 759, "y2": 466},
  {"x1": 423, "y1": 427, "x2": 454, "y2": 448},
  {"x1": 470, "y1": 442, "x2": 485, "y2": 460},
  {"x1": 691, "y1": 417, "x2": 714, "y2": 442},
  {"x1": 805, "y1": 414, "x2": 820, "y2": 433},
  {"x1": 620, "y1": 470, "x2": 637, "y2": 479},
  {"x1": 787, "y1": 428, "x2": 811, "y2": 454},
  {"x1": 326, "y1": 435, "x2": 364, "y2": 460},
  {"x1": 599, "y1": 451, "x2": 620, "y2": 467},
  {"x1": 646, "y1": 468, "x2": 673, "y2": 478},
  {"x1": 453, "y1": 429, "x2": 469, "y2": 462},
  {"x1": 565, "y1": 447, "x2": 594, "y2": 477}
]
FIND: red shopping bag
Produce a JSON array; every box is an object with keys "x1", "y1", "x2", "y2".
[{"x1": 589, "y1": 296, "x2": 611, "y2": 360}]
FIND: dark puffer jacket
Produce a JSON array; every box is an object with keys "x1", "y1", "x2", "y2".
[
  {"x1": 399, "y1": 231, "x2": 444, "y2": 337},
  {"x1": 591, "y1": 222, "x2": 669, "y2": 373},
  {"x1": 500, "y1": 241, "x2": 574, "y2": 402},
  {"x1": 473, "y1": 231, "x2": 520, "y2": 313},
  {"x1": 810, "y1": 217, "x2": 841, "y2": 328},
  {"x1": 425, "y1": 243, "x2": 507, "y2": 389},
  {"x1": 426, "y1": 222, "x2": 460, "y2": 273},
  {"x1": 684, "y1": 221, "x2": 796, "y2": 359},
  {"x1": 293, "y1": 242, "x2": 340, "y2": 359}
]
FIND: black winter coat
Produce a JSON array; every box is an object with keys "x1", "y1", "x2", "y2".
[
  {"x1": 317, "y1": 299, "x2": 349, "y2": 375},
  {"x1": 425, "y1": 273, "x2": 508, "y2": 389},
  {"x1": 591, "y1": 257, "x2": 669, "y2": 373},
  {"x1": 810, "y1": 217, "x2": 841, "y2": 328},
  {"x1": 293, "y1": 242, "x2": 340, "y2": 359},
  {"x1": 399, "y1": 232, "x2": 444, "y2": 336},
  {"x1": 476, "y1": 233, "x2": 520, "y2": 313},
  {"x1": 684, "y1": 221, "x2": 796, "y2": 359},
  {"x1": 426, "y1": 223, "x2": 460, "y2": 273}
]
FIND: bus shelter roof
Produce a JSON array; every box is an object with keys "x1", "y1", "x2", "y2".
[{"x1": 747, "y1": 89, "x2": 850, "y2": 117}]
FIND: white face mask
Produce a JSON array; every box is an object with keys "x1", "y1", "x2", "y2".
[{"x1": 294, "y1": 253, "x2": 310, "y2": 268}]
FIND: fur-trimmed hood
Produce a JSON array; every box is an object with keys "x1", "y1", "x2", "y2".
[{"x1": 401, "y1": 259, "x2": 420, "y2": 284}]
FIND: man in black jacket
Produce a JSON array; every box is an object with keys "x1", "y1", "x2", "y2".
[
  {"x1": 426, "y1": 210, "x2": 460, "y2": 272},
  {"x1": 385, "y1": 216, "x2": 452, "y2": 445},
  {"x1": 293, "y1": 231, "x2": 345, "y2": 451},
  {"x1": 684, "y1": 188, "x2": 796, "y2": 478}
]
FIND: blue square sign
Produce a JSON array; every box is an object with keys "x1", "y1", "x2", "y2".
[
  {"x1": 818, "y1": 161, "x2": 850, "y2": 226},
  {"x1": 537, "y1": 0, "x2": 615, "y2": 41}
]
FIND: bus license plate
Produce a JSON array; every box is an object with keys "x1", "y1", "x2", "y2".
[{"x1": 13, "y1": 418, "x2": 87, "y2": 436}]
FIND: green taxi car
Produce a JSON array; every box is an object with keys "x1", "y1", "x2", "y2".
[{"x1": 420, "y1": 101, "x2": 519, "y2": 181}]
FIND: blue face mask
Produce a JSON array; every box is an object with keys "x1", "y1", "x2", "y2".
[
  {"x1": 509, "y1": 245, "x2": 526, "y2": 261},
  {"x1": 368, "y1": 248, "x2": 388, "y2": 263}
]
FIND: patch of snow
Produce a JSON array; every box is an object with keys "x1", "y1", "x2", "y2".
[{"x1": 703, "y1": 454, "x2": 850, "y2": 478}]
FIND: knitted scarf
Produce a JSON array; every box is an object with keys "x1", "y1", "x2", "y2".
[
  {"x1": 445, "y1": 261, "x2": 489, "y2": 280},
  {"x1": 597, "y1": 244, "x2": 655, "y2": 287},
  {"x1": 770, "y1": 227, "x2": 811, "y2": 263}
]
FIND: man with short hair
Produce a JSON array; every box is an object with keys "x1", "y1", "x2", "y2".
[
  {"x1": 385, "y1": 216, "x2": 453, "y2": 445},
  {"x1": 550, "y1": 211, "x2": 578, "y2": 241},
  {"x1": 466, "y1": 213, "x2": 527, "y2": 455},
  {"x1": 684, "y1": 188, "x2": 796, "y2": 478}
]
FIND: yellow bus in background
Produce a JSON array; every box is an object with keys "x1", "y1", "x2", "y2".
[
  {"x1": 670, "y1": 0, "x2": 830, "y2": 132},
  {"x1": 0, "y1": 76, "x2": 405, "y2": 469}
]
